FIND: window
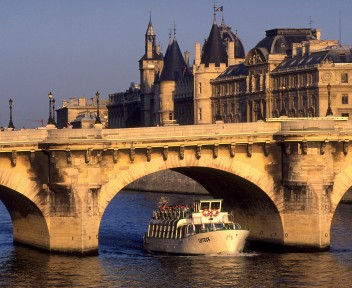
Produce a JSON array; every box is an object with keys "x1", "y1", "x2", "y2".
[
  {"x1": 198, "y1": 108, "x2": 202, "y2": 121},
  {"x1": 342, "y1": 113, "x2": 350, "y2": 118},
  {"x1": 341, "y1": 73, "x2": 348, "y2": 83},
  {"x1": 198, "y1": 82, "x2": 202, "y2": 93},
  {"x1": 169, "y1": 112, "x2": 173, "y2": 120},
  {"x1": 342, "y1": 94, "x2": 349, "y2": 104}
]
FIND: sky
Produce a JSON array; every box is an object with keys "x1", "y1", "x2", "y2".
[{"x1": 1, "y1": 0, "x2": 352, "y2": 128}]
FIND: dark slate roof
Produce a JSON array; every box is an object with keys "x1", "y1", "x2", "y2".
[
  {"x1": 201, "y1": 19, "x2": 228, "y2": 67},
  {"x1": 273, "y1": 46, "x2": 352, "y2": 72},
  {"x1": 255, "y1": 28, "x2": 316, "y2": 56},
  {"x1": 163, "y1": 42, "x2": 172, "y2": 64},
  {"x1": 219, "y1": 19, "x2": 245, "y2": 58},
  {"x1": 139, "y1": 51, "x2": 164, "y2": 62},
  {"x1": 159, "y1": 38, "x2": 187, "y2": 82},
  {"x1": 216, "y1": 63, "x2": 248, "y2": 80}
]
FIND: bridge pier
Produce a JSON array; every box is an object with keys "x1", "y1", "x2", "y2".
[
  {"x1": 280, "y1": 140, "x2": 334, "y2": 251},
  {"x1": 48, "y1": 183, "x2": 100, "y2": 255}
]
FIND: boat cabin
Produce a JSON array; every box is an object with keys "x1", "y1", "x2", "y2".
[{"x1": 194, "y1": 199, "x2": 223, "y2": 213}]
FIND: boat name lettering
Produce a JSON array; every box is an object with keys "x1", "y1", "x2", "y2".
[{"x1": 198, "y1": 237, "x2": 210, "y2": 243}]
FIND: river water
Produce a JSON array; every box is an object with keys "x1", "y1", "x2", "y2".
[{"x1": 0, "y1": 190, "x2": 351, "y2": 287}]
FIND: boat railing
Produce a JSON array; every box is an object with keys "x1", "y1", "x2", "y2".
[
  {"x1": 153, "y1": 206, "x2": 192, "y2": 220},
  {"x1": 233, "y1": 223, "x2": 242, "y2": 230}
]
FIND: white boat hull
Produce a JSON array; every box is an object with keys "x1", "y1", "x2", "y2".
[{"x1": 143, "y1": 229, "x2": 249, "y2": 255}]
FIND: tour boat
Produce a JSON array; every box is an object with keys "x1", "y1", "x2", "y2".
[{"x1": 143, "y1": 199, "x2": 249, "y2": 255}]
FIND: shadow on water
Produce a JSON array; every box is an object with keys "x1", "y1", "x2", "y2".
[{"x1": 0, "y1": 193, "x2": 352, "y2": 287}]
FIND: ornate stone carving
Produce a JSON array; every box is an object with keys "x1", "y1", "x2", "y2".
[
  {"x1": 96, "y1": 150, "x2": 103, "y2": 163},
  {"x1": 179, "y1": 145, "x2": 184, "y2": 160},
  {"x1": 196, "y1": 145, "x2": 202, "y2": 159},
  {"x1": 343, "y1": 141, "x2": 349, "y2": 155},
  {"x1": 85, "y1": 149, "x2": 91, "y2": 163},
  {"x1": 301, "y1": 141, "x2": 308, "y2": 155},
  {"x1": 130, "y1": 147, "x2": 135, "y2": 163},
  {"x1": 113, "y1": 149, "x2": 118, "y2": 163},
  {"x1": 320, "y1": 142, "x2": 326, "y2": 155},
  {"x1": 229, "y1": 143, "x2": 236, "y2": 158},
  {"x1": 282, "y1": 142, "x2": 291, "y2": 155},
  {"x1": 146, "y1": 146, "x2": 152, "y2": 162},
  {"x1": 66, "y1": 149, "x2": 72, "y2": 164},
  {"x1": 263, "y1": 142, "x2": 269, "y2": 157},
  {"x1": 213, "y1": 144, "x2": 219, "y2": 159},
  {"x1": 11, "y1": 150, "x2": 17, "y2": 166},
  {"x1": 162, "y1": 146, "x2": 168, "y2": 161},
  {"x1": 321, "y1": 71, "x2": 332, "y2": 81},
  {"x1": 247, "y1": 143, "x2": 252, "y2": 157}
]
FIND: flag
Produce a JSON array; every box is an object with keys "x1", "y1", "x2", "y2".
[{"x1": 215, "y1": 6, "x2": 223, "y2": 12}]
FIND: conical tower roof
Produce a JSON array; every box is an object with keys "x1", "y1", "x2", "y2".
[
  {"x1": 145, "y1": 15, "x2": 155, "y2": 36},
  {"x1": 201, "y1": 16, "x2": 228, "y2": 67},
  {"x1": 160, "y1": 35, "x2": 187, "y2": 82}
]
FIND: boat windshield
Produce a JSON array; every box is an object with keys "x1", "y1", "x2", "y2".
[{"x1": 200, "y1": 200, "x2": 222, "y2": 211}]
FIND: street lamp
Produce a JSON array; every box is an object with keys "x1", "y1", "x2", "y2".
[
  {"x1": 95, "y1": 91, "x2": 101, "y2": 124},
  {"x1": 47, "y1": 92, "x2": 54, "y2": 125},
  {"x1": 52, "y1": 98, "x2": 56, "y2": 126},
  {"x1": 326, "y1": 83, "x2": 333, "y2": 116},
  {"x1": 280, "y1": 85, "x2": 287, "y2": 116},
  {"x1": 8, "y1": 98, "x2": 15, "y2": 129}
]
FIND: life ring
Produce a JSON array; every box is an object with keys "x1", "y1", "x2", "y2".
[
  {"x1": 202, "y1": 209, "x2": 211, "y2": 217},
  {"x1": 211, "y1": 209, "x2": 219, "y2": 217}
]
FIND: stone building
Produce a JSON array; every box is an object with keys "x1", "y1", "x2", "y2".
[
  {"x1": 107, "y1": 9, "x2": 243, "y2": 127},
  {"x1": 108, "y1": 8, "x2": 352, "y2": 128},
  {"x1": 107, "y1": 83, "x2": 141, "y2": 128},
  {"x1": 211, "y1": 28, "x2": 352, "y2": 121},
  {"x1": 56, "y1": 96, "x2": 108, "y2": 128}
]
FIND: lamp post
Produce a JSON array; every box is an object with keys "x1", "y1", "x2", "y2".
[
  {"x1": 8, "y1": 99, "x2": 15, "y2": 129},
  {"x1": 95, "y1": 91, "x2": 101, "y2": 124},
  {"x1": 326, "y1": 83, "x2": 333, "y2": 116},
  {"x1": 280, "y1": 85, "x2": 287, "y2": 116},
  {"x1": 52, "y1": 98, "x2": 56, "y2": 126},
  {"x1": 47, "y1": 92, "x2": 54, "y2": 125}
]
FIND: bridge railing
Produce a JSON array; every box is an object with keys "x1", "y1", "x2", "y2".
[
  {"x1": 0, "y1": 129, "x2": 48, "y2": 144},
  {"x1": 99, "y1": 122, "x2": 282, "y2": 141}
]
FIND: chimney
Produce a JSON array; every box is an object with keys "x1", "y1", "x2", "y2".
[
  {"x1": 156, "y1": 44, "x2": 161, "y2": 55},
  {"x1": 195, "y1": 43, "x2": 201, "y2": 65},
  {"x1": 78, "y1": 97, "x2": 87, "y2": 106},
  {"x1": 312, "y1": 29, "x2": 321, "y2": 40},
  {"x1": 228, "y1": 41, "x2": 235, "y2": 66},
  {"x1": 184, "y1": 50, "x2": 190, "y2": 67}
]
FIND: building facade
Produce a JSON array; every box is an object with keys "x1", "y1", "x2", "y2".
[
  {"x1": 107, "y1": 9, "x2": 352, "y2": 129},
  {"x1": 211, "y1": 28, "x2": 352, "y2": 121},
  {"x1": 56, "y1": 96, "x2": 108, "y2": 129}
]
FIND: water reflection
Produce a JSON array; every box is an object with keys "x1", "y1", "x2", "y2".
[{"x1": 2, "y1": 246, "x2": 108, "y2": 287}]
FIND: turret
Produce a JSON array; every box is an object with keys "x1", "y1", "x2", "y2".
[{"x1": 139, "y1": 14, "x2": 164, "y2": 126}]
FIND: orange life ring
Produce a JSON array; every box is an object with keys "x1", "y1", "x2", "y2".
[
  {"x1": 202, "y1": 209, "x2": 211, "y2": 217},
  {"x1": 211, "y1": 209, "x2": 219, "y2": 217}
]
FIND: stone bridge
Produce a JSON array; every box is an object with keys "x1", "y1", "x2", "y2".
[{"x1": 1, "y1": 118, "x2": 352, "y2": 255}]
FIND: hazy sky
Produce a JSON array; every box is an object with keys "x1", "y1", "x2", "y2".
[{"x1": 1, "y1": 0, "x2": 352, "y2": 128}]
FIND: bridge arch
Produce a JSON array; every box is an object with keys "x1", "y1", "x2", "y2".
[
  {"x1": 98, "y1": 150, "x2": 284, "y2": 247},
  {"x1": 331, "y1": 163, "x2": 352, "y2": 212},
  {"x1": 0, "y1": 169, "x2": 50, "y2": 250}
]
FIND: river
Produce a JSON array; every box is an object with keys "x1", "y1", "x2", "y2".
[{"x1": 0, "y1": 190, "x2": 351, "y2": 287}]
